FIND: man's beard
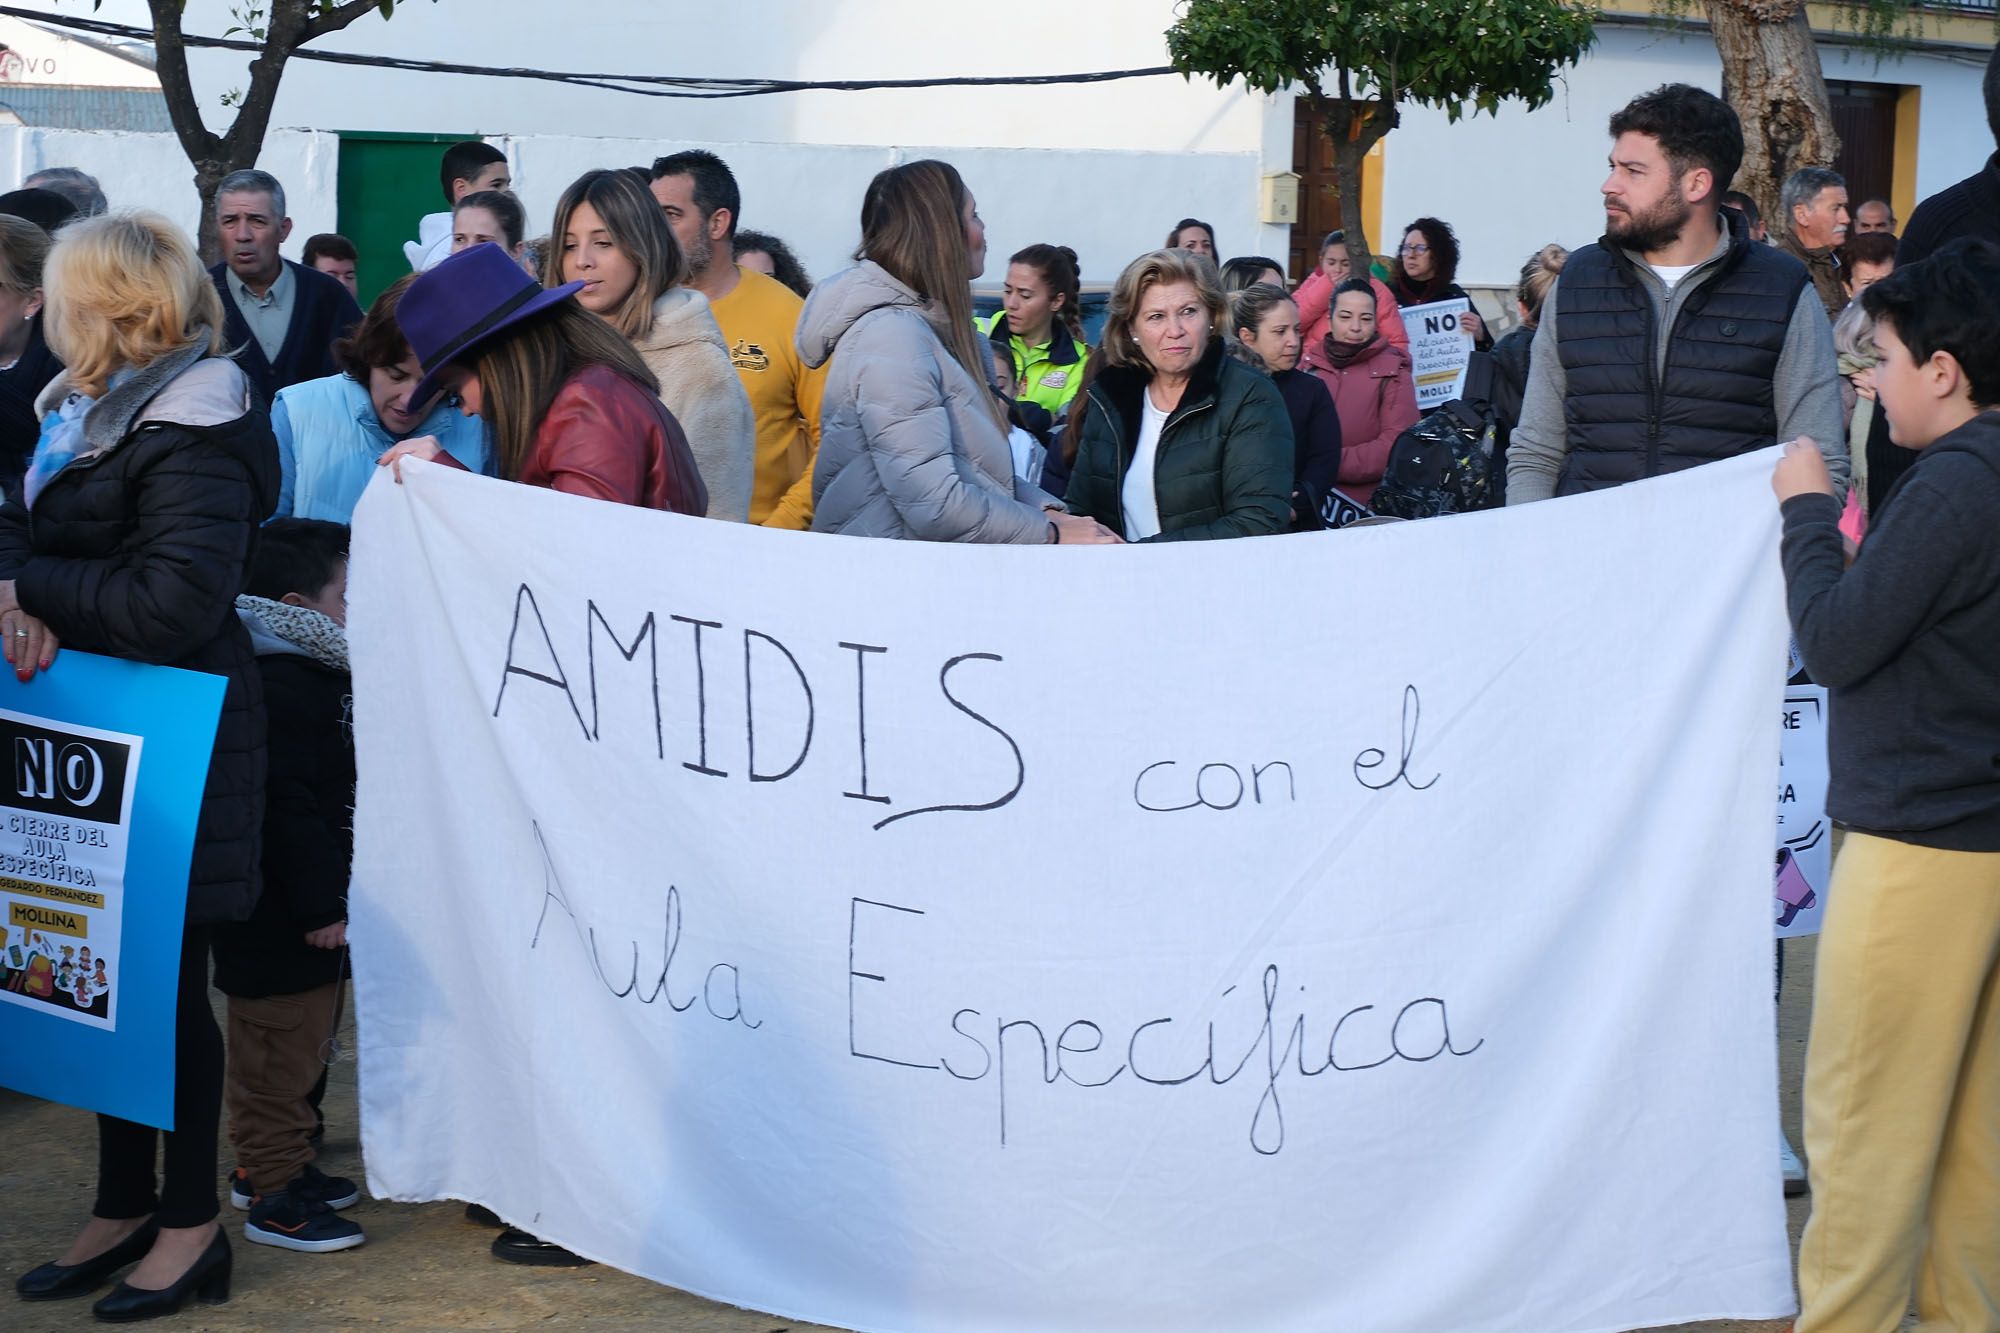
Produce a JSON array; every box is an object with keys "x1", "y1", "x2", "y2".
[
  {"x1": 684, "y1": 230, "x2": 713, "y2": 277},
  {"x1": 1606, "y1": 194, "x2": 1693, "y2": 254}
]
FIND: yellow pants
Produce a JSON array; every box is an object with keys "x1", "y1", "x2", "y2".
[{"x1": 1796, "y1": 832, "x2": 2000, "y2": 1333}]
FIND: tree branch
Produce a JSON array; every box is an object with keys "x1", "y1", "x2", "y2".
[
  {"x1": 220, "y1": 0, "x2": 313, "y2": 166},
  {"x1": 301, "y1": 0, "x2": 390, "y2": 42},
  {"x1": 149, "y1": 1, "x2": 222, "y2": 168}
]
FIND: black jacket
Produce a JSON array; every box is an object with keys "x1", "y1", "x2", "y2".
[
  {"x1": 0, "y1": 350, "x2": 280, "y2": 923},
  {"x1": 213, "y1": 639, "x2": 352, "y2": 999},
  {"x1": 209, "y1": 259, "x2": 363, "y2": 408},
  {"x1": 1271, "y1": 367, "x2": 1341, "y2": 523},
  {"x1": 1781, "y1": 409, "x2": 2000, "y2": 850},
  {"x1": 1490, "y1": 324, "x2": 1535, "y2": 479},
  {"x1": 1865, "y1": 162, "x2": 2000, "y2": 517},
  {"x1": 1899, "y1": 152, "x2": 2000, "y2": 266},
  {"x1": 1553, "y1": 212, "x2": 1808, "y2": 494},
  {"x1": 0, "y1": 316, "x2": 61, "y2": 499},
  {"x1": 1066, "y1": 338, "x2": 1292, "y2": 542}
]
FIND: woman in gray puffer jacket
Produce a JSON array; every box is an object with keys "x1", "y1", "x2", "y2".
[{"x1": 798, "y1": 160, "x2": 1116, "y2": 545}]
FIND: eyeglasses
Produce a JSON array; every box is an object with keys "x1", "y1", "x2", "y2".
[{"x1": 1399, "y1": 244, "x2": 1431, "y2": 257}]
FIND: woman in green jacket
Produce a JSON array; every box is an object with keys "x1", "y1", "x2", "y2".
[
  {"x1": 981, "y1": 243, "x2": 1089, "y2": 416},
  {"x1": 1063, "y1": 249, "x2": 1292, "y2": 541}
]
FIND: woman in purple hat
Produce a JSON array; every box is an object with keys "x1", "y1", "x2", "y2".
[{"x1": 377, "y1": 241, "x2": 706, "y2": 515}]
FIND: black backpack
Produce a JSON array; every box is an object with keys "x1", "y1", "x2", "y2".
[{"x1": 1369, "y1": 351, "x2": 1504, "y2": 520}]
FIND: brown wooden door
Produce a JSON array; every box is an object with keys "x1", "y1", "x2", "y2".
[
  {"x1": 1826, "y1": 81, "x2": 1898, "y2": 213},
  {"x1": 1290, "y1": 98, "x2": 1353, "y2": 282}
]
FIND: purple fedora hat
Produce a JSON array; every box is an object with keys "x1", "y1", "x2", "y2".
[{"x1": 403, "y1": 242, "x2": 585, "y2": 408}]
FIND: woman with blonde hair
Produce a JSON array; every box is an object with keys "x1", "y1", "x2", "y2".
[
  {"x1": 799, "y1": 158, "x2": 1115, "y2": 543},
  {"x1": 5, "y1": 211, "x2": 279, "y2": 1320},
  {"x1": 1063, "y1": 249, "x2": 1292, "y2": 540},
  {"x1": 1491, "y1": 243, "x2": 1567, "y2": 487},
  {"x1": 0, "y1": 213, "x2": 59, "y2": 494},
  {"x1": 544, "y1": 168, "x2": 752, "y2": 520}
]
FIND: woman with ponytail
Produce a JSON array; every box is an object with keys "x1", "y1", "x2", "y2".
[
  {"x1": 797, "y1": 160, "x2": 1116, "y2": 544},
  {"x1": 982, "y1": 243, "x2": 1088, "y2": 416}
]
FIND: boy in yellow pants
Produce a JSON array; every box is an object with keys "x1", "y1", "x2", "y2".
[{"x1": 1773, "y1": 238, "x2": 2000, "y2": 1333}]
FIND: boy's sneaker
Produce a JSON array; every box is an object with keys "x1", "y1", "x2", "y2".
[
  {"x1": 244, "y1": 1179, "x2": 366, "y2": 1254},
  {"x1": 231, "y1": 1163, "x2": 360, "y2": 1211},
  {"x1": 298, "y1": 1163, "x2": 361, "y2": 1210}
]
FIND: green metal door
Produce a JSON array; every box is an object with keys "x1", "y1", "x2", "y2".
[{"x1": 335, "y1": 131, "x2": 477, "y2": 308}]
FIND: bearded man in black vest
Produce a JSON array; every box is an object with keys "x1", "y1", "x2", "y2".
[{"x1": 1508, "y1": 84, "x2": 1845, "y2": 505}]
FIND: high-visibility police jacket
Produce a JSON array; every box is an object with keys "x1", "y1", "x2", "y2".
[{"x1": 982, "y1": 312, "x2": 1089, "y2": 415}]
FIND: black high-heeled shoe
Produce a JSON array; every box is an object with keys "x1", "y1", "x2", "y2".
[
  {"x1": 90, "y1": 1228, "x2": 230, "y2": 1323},
  {"x1": 15, "y1": 1220, "x2": 160, "y2": 1301}
]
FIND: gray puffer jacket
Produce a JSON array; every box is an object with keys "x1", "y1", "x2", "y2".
[{"x1": 799, "y1": 261, "x2": 1051, "y2": 542}]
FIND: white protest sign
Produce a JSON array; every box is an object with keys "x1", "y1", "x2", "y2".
[
  {"x1": 1404, "y1": 297, "x2": 1473, "y2": 409},
  {"x1": 1775, "y1": 682, "x2": 1831, "y2": 937},
  {"x1": 351, "y1": 453, "x2": 1796, "y2": 1333}
]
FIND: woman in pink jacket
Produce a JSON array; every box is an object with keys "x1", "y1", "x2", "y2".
[
  {"x1": 1293, "y1": 229, "x2": 1408, "y2": 355},
  {"x1": 1301, "y1": 277, "x2": 1418, "y2": 506}
]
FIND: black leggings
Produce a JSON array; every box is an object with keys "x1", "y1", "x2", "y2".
[{"x1": 93, "y1": 926, "x2": 223, "y2": 1229}]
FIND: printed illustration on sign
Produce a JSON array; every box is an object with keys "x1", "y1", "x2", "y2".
[
  {"x1": 1775, "y1": 686, "x2": 1831, "y2": 937},
  {"x1": 0, "y1": 710, "x2": 141, "y2": 1029}
]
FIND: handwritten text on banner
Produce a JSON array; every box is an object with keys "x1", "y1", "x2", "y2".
[{"x1": 351, "y1": 454, "x2": 1796, "y2": 1333}]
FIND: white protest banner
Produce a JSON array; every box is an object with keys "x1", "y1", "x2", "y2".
[
  {"x1": 1775, "y1": 679, "x2": 1832, "y2": 938},
  {"x1": 351, "y1": 452, "x2": 1796, "y2": 1333},
  {"x1": 1404, "y1": 296, "x2": 1472, "y2": 409}
]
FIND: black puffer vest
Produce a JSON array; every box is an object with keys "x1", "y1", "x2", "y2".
[{"x1": 1555, "y1": 214, "x2": 1808, "y2": 495}]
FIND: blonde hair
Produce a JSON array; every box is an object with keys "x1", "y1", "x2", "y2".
[
  {"x1": 1515, "y1": 244, "x2": 1568, "y2": 326},
  {"x1": 1098, "y1": 248, "x2": 1227, "y2": 374},
  {"x1": 0, "y1": 215, "x2": 50, "y2": 296},
  {"x1": 1066, "y1": 249, "x2": 1230, "y2": 448},
  {"x1": 1832, "y1": 299, "x2": 1879, "y2": 367},
  {"x1": 43, "y1": 211, "x2": 222, "y2": 399},
  {"x1": 543, "y1": 169, "x2": 685, "y2": 341}
]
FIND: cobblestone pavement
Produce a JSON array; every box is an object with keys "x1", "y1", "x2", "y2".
[{"x1": 4, "y1": 939, "x2": 1876, "y2": 1332}]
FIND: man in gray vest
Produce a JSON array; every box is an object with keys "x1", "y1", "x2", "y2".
[{"x1": 1508, "y1": 84, "x2": 1844, "y2": 505}]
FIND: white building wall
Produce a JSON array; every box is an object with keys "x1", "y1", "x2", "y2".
[
  {"x1": 0, "y1": 125, "x2": 340, "y2": 246},
  {"x1": 1822, "y1": 41, "x2": 1992, "y2": 202}
]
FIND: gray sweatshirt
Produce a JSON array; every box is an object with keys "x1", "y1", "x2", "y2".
[
  {"x1": 1781, "y1": 410, "x2": 2000, "y2": 850},
  {"x1": 1507, "y1": 230, "x2": 1847, "y2": 504}
]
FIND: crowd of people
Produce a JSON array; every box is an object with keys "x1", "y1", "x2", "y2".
[{"x1": 0, "y1": 46, "x2": 1995, "y2": 1331}]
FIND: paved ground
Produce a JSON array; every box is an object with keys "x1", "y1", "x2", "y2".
[{"x1": 0, "y1": 938, "x2": 1864, "y2": 1332}]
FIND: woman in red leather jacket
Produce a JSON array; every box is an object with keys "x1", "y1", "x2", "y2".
[
  {"x1": 374, "y1": 242, "x2": 706, "y2": 1270},
  {"x1": 378, "y1": 242, "x2": 706, "y2": 514}
]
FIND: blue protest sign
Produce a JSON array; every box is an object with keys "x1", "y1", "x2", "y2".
[{"x1": 0, "y1": 650, "x2": 224, "y2": 1129}]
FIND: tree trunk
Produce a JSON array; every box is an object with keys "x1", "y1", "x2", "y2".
[
  {"x1": 146, "y1": 0, "x2": 393, "y2": 264},
  {"x1": 1319, "y1": 97, "x2": 1395, "y2": 272},
  {"x1": 1704, "y1": 0, "x2": 1840, "y2": 231}
]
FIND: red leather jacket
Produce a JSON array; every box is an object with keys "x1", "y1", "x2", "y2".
[{"x1": 518, "y1": 365, "x2": 707, "y2": 513}]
